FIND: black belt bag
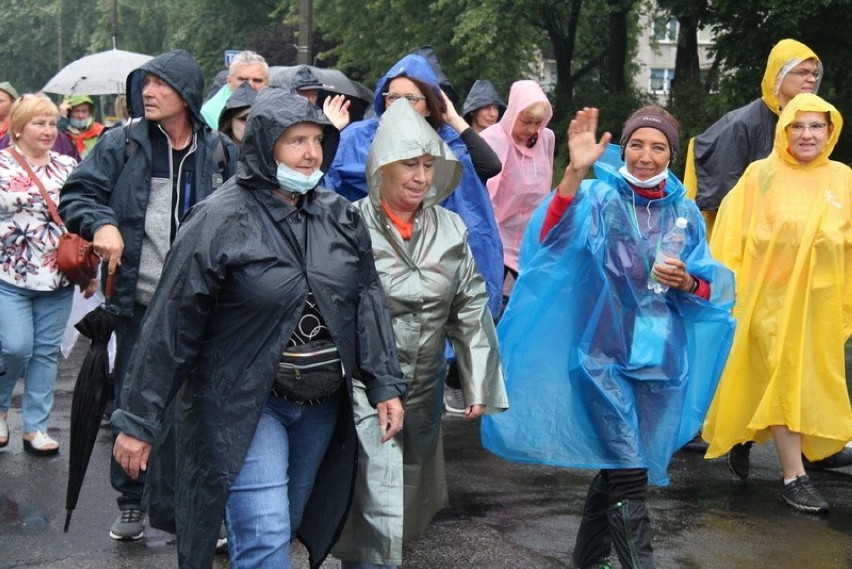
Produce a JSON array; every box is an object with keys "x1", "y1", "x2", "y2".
[{"x1": 271, "y1": 340, "x2": 343, "y2": 404}]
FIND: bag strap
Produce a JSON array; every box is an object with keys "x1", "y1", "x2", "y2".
[{"x1": 7, "y1": 147, "x2": 65, "y2": 228}]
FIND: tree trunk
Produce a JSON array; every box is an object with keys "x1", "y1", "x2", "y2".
[
  {"x1": 540, "y1": 0, "x2": 583, "y2": 129},
  {"x1": 606, "y1": 0, "x2": 633, "y2": 93}
]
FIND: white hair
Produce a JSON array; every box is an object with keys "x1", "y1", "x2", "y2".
[{"x1": 229, "y1": 51, "x2": 268, "y2": 76}]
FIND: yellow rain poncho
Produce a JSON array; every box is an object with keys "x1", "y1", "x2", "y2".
[{"x1": 703, "y1": 93, "x2": 852, "y2": 460}]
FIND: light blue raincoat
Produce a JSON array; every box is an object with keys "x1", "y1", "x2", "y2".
[{"x1": 481, "y1": 148, "x2": 735, "y2": 485}]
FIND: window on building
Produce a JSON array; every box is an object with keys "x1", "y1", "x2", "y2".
[
  {"x1": 652, "y1": 18, "x2": 679, "y2": 43},
  {"x1": 650, "y1": 68, "x2": 675, "y2": 94}
]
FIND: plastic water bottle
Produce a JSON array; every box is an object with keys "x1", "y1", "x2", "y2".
[{"x1": 647, "y1": 217, "x2": 688, "y2": 294}]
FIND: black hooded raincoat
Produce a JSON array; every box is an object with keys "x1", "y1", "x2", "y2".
[{"x1": 111, "y1": 90, "x2": 407, "y2": 568}]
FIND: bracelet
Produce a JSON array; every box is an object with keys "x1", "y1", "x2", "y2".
[{"x1": 689, "y1": 277, "x2": 699, "y2": 293}]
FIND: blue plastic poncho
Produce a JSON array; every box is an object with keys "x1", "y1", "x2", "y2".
[
  {"x1": 481, "y1": 150, "x2": 736, "y2": 485},
  {"x1": 323, "y1": 54, "x2": 504, "y2": 317}
]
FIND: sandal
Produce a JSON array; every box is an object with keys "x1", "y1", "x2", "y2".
[
  {"x1": 0, "y1": 416, "x2": 7, "y2": 448},
  {"x1": 23, "y1": 431, "x2": 59, "y2": 456}
]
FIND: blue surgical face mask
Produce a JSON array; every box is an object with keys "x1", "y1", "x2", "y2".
[
  {"x1": 69, "y1": 117, "x2": 92, "y2": 130},
  {"x1": 619, "y1": 165, "x2": 668, "y2": 189},
  {"x1": 276, "y1": 162, "x2": 323, "y2": 195}
]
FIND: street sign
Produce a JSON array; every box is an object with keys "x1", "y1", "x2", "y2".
[{"x1": 224, "y1": 50, "x2": 241, "y2": 67}]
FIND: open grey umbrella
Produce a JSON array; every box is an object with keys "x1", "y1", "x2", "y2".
[
  {"x1": 269, "y1": 65, "x2": 374, "y2": 122},
  {"x1": 64, "y1": 273, "x2": 118, "y2": 532},
  {"x1": 43, "y1": 49, "x2": 153, "y2": 96}
]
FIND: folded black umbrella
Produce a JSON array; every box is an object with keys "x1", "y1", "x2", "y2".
[{"x1": 64, "y1": 273, "x2": 118, "y2": 532}]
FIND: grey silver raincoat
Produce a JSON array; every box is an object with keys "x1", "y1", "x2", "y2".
[
  {"x1": 112, "y1": 90, "x2": 406, "y2": 569},
  {"x1": 332, "y1": 101, "x2": 508, "y2": 565}
]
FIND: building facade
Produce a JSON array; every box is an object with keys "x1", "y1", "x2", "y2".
[{"x1": 633, "y1": 14, "x2": 715, "y2": 104}]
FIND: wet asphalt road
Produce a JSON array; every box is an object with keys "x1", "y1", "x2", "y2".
[{"x1": 1, "y1": 341, "x2": 851, "y2": 568}]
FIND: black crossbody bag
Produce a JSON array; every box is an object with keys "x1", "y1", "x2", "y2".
[{"x1": 271, "y1": 339, "x2": 343, "y2": 403}]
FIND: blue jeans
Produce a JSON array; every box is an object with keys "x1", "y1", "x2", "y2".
[
  {"x1": 225, "y1": 391, "x2": 342, "y2": 569},
  {"x1": 0, "y1": 281, "x2": 73, "y2": 433},
  {"x1": 110, "y1": 304, "x2": 147, "y2": 509}
]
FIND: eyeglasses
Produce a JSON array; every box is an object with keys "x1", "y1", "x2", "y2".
[
  {"x1": 786, "y1": 122, "x2": 828, "y2": 134},
  {"x1": 788, "y1": 69, "x2": 820, "y2": 81},
  {"x1": 383, "y1": 92, "x2": 426, "y2": 104}
]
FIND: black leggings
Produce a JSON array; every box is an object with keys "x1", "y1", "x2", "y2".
[{"x1": 601, "y1": 468, "x2": 648, "y2": 505}]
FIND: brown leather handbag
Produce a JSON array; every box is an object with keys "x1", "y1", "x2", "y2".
[{"x1": 8, "y1": 147, "x2": 99, "y2": 287}]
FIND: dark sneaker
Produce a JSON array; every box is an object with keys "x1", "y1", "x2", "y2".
[
  {"x1": 727, "y1": 442, "x2": 753, "y2": 479},
  {"x1": 443, "y1": 388, "x2": 465, "y2": 415},
  {"x1": 110, "y1": 508, "x2": 145, "y2": 540},
  {"x1": 780, "y1": 475, "x2": 829, "y2": 514}
]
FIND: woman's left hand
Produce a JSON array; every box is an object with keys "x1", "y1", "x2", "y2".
[
  {"x1": 323, "y1": 94, "x2": 351, "y2": 131},
  {"x1": 651, "y1": 258, "x2": 695, "y2": 292},
  {"x1": 377, "y1": 397, "x2": 404, "y2": 443},
  {"x1": 464, "y1": 404, "x2": 486, "y2": 420},
  {"x1": 441, "y1": 90, "x2": 469, "y2": 133}
]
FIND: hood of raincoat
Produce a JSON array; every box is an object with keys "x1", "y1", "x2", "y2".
[
  {"x1": 372, "y1": 54, "x2": 442, "y2": 116},
  {"x1": 773, "y1": 92, "x2": 842, "y2": 170},
  {"x1": 218, "y1": 81, "x2": 257, "y2": 131},
  {"x1": 366, "y1": 99, "x2": 462, "y2": 210},
  {"x1": 462, "y1": 79, "x2": 506, "y2": 122},
  {"x1": 126, "y1": 49, "x2": 205, "y2": 126},
  {"x1": 292, "y1": 65, "x2": 324, "y2": 91},
  {"x1": 495, "y1": 80, "x2": 553, "y2": 157},
  {"x1": 0, "y1": 81, "x2": 19, "y2": 100},
  {"x1": 761, "y1": 39, "x2": 821, "y2": 116},
  {"x1": 63, "y1": 94, "x2": 95, "y2": 112},
  {"x1": 236, "y1": 87, "x2": 333, "y2": 190},
  {"x1": 411, "y1": 45, "x2": 459, "y2": 104}
]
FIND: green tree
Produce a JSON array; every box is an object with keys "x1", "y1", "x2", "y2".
[
  {"x1": 308, "y1": 0, "x2": 538, "y2": 100},
  {"x1": 0, "y1": 0, "x2": 94, "y2": 93},
  {"x1": 308, "y1": 0, "x2": 648, "y2": 141},
  {"x1": 160, "y1": 0, "x2": 283, "y2": 80}
]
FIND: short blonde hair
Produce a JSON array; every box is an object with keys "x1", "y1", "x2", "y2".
[
  {"x1": 9, "y1": 94, "x2": 59, "y2": 145},
  {"x1": 522, "y1": 101, "x2": 549, "y2": 121}
]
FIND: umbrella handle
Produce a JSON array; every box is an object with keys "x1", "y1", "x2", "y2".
[{"x1": 104, "y1": 271, "x2": 117, "y2": 300}]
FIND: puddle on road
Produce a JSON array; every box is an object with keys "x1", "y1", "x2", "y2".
[{"x1": 1, "y1": 493, "x2": 50, "y2": 534}]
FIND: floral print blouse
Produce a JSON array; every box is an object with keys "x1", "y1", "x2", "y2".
[{"x1": 0, "y1": 147, "x2": 78, "y2": 291}]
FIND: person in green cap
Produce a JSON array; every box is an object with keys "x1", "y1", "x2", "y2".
[
  {"x1": 59, "y1": 95, "x2": 105, "y2": 158},
  {"x1": 0, "y1": 82, "x2": 19, "y2": 139}
]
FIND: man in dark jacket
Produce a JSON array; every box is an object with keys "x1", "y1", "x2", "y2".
[
  {"x1": 111, "y1": 88, "x2": 406, "y2": 568},
  {"x1": 59, "y1": 49, "x2": 238, "y2": 541},
  {"x1": 689, "y1": 39, "x2": 821, "y2": 221}
]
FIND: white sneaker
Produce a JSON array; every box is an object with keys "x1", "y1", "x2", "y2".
[{"x1": 216, "y1": 522, "x2": 228, "y2": 552}]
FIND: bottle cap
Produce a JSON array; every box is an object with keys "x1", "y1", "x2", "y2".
[{"x1": 675, "y1": 217, "x2": 688, "y2": 228}]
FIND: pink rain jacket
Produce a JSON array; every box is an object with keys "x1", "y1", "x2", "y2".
[{"x1": 481, "y1": 80, "x2": 555, "y2": 271}]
